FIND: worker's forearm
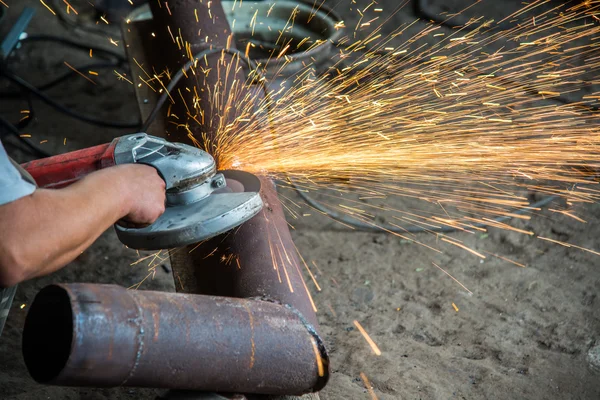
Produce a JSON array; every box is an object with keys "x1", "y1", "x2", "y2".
[{"x1": 0, "y1": 167, "x2": 132, "y2": 286}]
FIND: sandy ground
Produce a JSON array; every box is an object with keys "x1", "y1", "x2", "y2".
[{"x1": 0, "y1": 0, "x2": 599, "y2": 399}]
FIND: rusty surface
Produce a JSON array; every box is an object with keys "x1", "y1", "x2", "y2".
[
  {"x1": 171, "y1": 176, "x2": 320, "y2": 329},
  {"x1": 120, "y1": 1, "x2": 329, "y2": 395},
  {"x1": 135, "y1": 0, "x2": 322, "y2": 330},
  {"x1": 146, "y1": 0, "x2": 245, "y2": 143},
  {"x1": 22, "y1": 284, "x2": 328, "y2": 394}
]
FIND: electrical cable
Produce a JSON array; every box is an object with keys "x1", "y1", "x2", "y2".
[
  {"x1": 413, "y1": 0, "x2": 514, "y2": 31},
  {"x1": 0, "y1": 114, "x2": 51, "y2": 158},
  {"x1": 0, "y1": 87, "x2": 50, "y2": 158},
  {"x1": 290, "y1": 180, "x2": 558, "y2": 234},
  {"x1": 50, "y1": 0, "x2": 121, "y2": 39},
  {"x1": 0, "y1": 68, "x2": 140, "y2": 129},
  {"x1": 0, "y1": 31, "x2": 133, "y2": 155},
  {"x1": 16, "y1": 95, "x2": 35, "y2": 131},
  {"x1": 0, "y1": 60, "x2": 122, "y2": 97},
  {"x1": 141, "y1": 47, "x2": 260, "y2": 132},
  {"x1": 0, "y1": 32, "x2": 134, "y2": 129},
  {"x1": 19, "y1": 34, "x2": 126, "y2": 63}
]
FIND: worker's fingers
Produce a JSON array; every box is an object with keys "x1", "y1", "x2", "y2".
[
  {"x1": 116, "y1": 219, "x2": 152, "y2": 229},
  {"x1": 117, "y1": 164, "x2": 166, "y2": 226}
]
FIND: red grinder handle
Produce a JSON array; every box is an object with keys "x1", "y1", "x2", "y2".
[{"x1": 20, "y1": 140, "x2": 118, "y2": 189}]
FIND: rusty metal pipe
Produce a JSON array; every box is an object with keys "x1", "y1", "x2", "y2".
[
  {"x1": 147, "y1": 0, "x2": 243, "y2": 141},
  {"x1": 171, "y1": 177, "x2": 320, "y2": 328},
  {"x1": 22, "y1": 283, "x2": 328, "y2": 394},
  {"x1": 122, "y1": 2, "x2": 329, "y2": 394},
  {"x1": 144, "y1": 1, "x2": 322, "y2": 329}
]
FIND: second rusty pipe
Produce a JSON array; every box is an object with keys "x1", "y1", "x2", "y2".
[{"x1": 22, "y1": 283, "x2": 328, "y2": 394}]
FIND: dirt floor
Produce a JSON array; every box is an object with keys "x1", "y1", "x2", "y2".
[{"x1": 1, "y1": 0, "x2": 599, "y2": 399}]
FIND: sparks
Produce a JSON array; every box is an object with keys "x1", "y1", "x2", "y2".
[
  {"x1": 39, "y1": 0, "x2": 56, "y2": 15},
  {"x1": 130, "y1": 0, "x2": 600, "y2": 292},
  {"x1": 360, "y1": 372, "x2": 379, "y2": 400},
  {"x1": 353, "y1": 320, "x2": 382, "y2": 356}
]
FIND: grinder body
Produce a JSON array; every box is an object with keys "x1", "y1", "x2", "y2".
[{"x1": 20, "y1": 133, "x2": 263, "y2": 250}]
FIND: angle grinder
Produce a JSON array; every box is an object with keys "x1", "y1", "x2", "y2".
[{"x1": 20, "y1": 133, "x2": 263, "y2": 250}]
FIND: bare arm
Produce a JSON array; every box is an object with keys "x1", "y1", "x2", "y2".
[{"x1": 0, "y1": 164, "x2": 165, "y2": 287}]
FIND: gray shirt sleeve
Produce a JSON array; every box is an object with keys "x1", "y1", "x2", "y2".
[{"x1": 0, "y1": 140, "x2": 36, "y2": 205}]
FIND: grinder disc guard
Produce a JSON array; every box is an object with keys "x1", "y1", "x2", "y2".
[{"x1": 116, "y1": 170, "x2": 262, "y2": 250}]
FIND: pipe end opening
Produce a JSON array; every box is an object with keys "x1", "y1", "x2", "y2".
[{"x1": 22, "y1": 285, "x2": 73, "y2": 383}]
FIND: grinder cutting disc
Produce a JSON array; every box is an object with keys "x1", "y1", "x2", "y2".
[{"x1": 115, "y1": 170, "x2": 262, "y2": 250}]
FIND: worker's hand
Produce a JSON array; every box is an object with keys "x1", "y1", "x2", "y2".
[{"x1": 116, "y1": 164, "x2": 166, "y2": 228}]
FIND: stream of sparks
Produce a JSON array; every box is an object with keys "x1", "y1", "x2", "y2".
[
  {"x1": 121, "y1": 0, "x2": 600, "y2": 302},
  {"x1": 149, "y1": 0, "x2": 600, "y2": 257},
  {"x1": 100, "y1": 0, "x2": 600, "y2": 377}
]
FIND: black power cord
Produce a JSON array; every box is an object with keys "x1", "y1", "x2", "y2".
[
  {"x1": 142, "y1": 47, "x2": 261, "y2": 132},
  {"x1": 0, "y1": 68, "x2": 140, "y2": 129},
  {"x1": 51, "y1": 0, "x2": 122, "y2": 39},
  {"x1": 2, "y1": 33, "x2": 128, "y2": 98},
  {"x1": 0, "y1": 31, "x2": 137, "y2": 155},
  {"x1": 290, "y1": 180, "x2": 558, "y2": 234},
  {"x1": 0, "y1": 114, "x2": 51, "y2": 158},
  {"x1": 0, "y1": 33, "x2": 134, "y2": 126},
  {"x1": 19, "y1": 34, "x2": 126, "y2": 63},
  {"x1": 0, "y1": 60, "x2": 122, "y2": 98}
]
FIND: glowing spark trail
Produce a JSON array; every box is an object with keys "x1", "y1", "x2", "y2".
[
  {"x1": 129, "y1": 0, "x2": 600, "y2": 285},
  {"x1": 40, "y1": 0, "x2": 56, "y2": 15},
  {"x1": 353, "y1": 320, "x2": 382, "y2": 356},
  {"x1": 360, "y1": 372, "x2": 379, "y2": 400},
  {"x1": 167, "y1": 0, "x2": 600, "y2": 261}
]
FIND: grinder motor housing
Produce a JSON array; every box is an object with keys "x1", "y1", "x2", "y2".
[{"x1": 21, "y1": 133, "x2": 263, "y2": 250}]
